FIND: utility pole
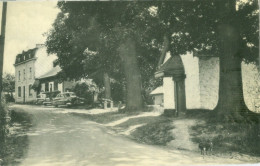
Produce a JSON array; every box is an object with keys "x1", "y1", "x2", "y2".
[
  {"x1": 259, "y1": 0, "x2": 260, "y2": 70},
  {"x1": 0, "y1": 2, "x2": 7, "y2": 102},
  {"x1": 0, "y1": 3, "x2": 8, "y2": 152}
]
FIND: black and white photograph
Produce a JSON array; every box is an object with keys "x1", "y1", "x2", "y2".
[{"x1": 0, "y1": 0, "x2": 260, "y2": 165}]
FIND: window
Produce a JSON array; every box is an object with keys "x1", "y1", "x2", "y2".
[
  {"x1": 18, "y1": 87, "x2": 21, "y2": 97},
  {"x1": 29, "y1": 67, "x2": 32, "y2": 79},
  {"x1": 23, "y1": 69, "x2": 26, "y2": 80},
  {"x1": 29, "y1": 85, "x2": 33, "y2": 96},
  {"x1": 50, "y1": 84, "x2": 53, "y2": 92},
  {"x1": 54, "y1": 82, "x2": 58, "y2": 91},
  {"x1": 18, "y1": 71, "x2": 21, "y2": 81}
]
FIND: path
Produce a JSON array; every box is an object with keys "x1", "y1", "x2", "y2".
[{"x1": 168, "y1": 119, "x2": 199, "y2": 151}]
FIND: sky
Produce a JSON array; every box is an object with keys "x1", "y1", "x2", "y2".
[{"x1": 0, "y1": 1, "x2": 60, "y2": 74}]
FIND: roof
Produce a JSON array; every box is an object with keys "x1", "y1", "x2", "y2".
[
  {"x1": 37, "y1": 66, "x2": 62, "y2": 80},
  {"x1": 150, "y1": 86, "x2": 163, "y2": 95},
  {"x1": 155, "y1": 55, "x2": 185, "y2": 78},
  {"x1": 14, "y1": 48, "x2": 38, "y2": 65}
]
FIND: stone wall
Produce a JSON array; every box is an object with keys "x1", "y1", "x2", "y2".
[
  {"x1": 181, "y1": 53, "x2": 201, "y2": 109},
  {"x1": 198, "y1": 57, "x2": 260, "y2": 112},
  {"x1": 242, "y1": 62, "x2": 260, "y2": 112},
  {"x1": 198, "y1": 57, "x2": 219, "y2": 110}
]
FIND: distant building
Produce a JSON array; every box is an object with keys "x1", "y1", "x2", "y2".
[
  {"x1": 14, "y1": 44, "x2": 74, "y2": 103},
  {"x1": 36, "y1": 65, "x2": 74, "y2": 94},
  {"x1": 150, "y1": 86, "x2": 163, "y2": 106}
]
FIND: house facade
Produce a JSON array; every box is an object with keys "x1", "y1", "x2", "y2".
[
  {"x1": 14, "y1": 44, "x2": 56, "y2": 103},
  {"x1": 162, "y1": 52, "x2": 260, "y2": 112},
  {"x1": 150, "y1": 86, "x2": 164, "y2": 106},
  {"x1": 37, "y1": 66, "x2": 74, "y2": 95},
  {"x1": 14, "y1": 44, "x2": 74, "y2": 103}
]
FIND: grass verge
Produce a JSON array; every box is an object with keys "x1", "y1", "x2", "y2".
[
  {"x1": 129, "y1": 116, "x2": 174, "y2": 146},
  {"x1": 187, "y1": 110, "x2": 260, "y2": 156}
]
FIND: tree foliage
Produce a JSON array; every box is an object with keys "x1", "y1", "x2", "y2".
[
  {"x1": 2, "y1": 73, "x2": 15, "y2": 93},
  {"x1": 72, "y1": 81, "x2": 98, "y2": 104},
  {"x1": 153, "y1": 0, "x2": 258, "y2": 62},
  {"x1": 46, "y1": 2, "x2": 163, "y2": 109},
  {"x1": 46, "y1": 2, "x2": 162, "y2": 80}
]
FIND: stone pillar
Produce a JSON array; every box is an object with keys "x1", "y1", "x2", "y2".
[
  {"x1": 118, "y1": 101, "x2": 122, "y2": 111},
  {"x1": 110, "y1": 101, "x2": 113, "y2": 110},
  {"x1": 173, "y1": 75, "x2": 186, "y2": 116},
  {"x1": 104, "y1": 100, "x2": 107, "y2": 110}
]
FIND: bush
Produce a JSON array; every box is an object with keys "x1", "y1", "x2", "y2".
[
  {"x1": 4, "y1": 94, "x2": 15, "y2": 103},
  {"x1": 72, "y1": 81, "x2": 98, "y2": 104}
]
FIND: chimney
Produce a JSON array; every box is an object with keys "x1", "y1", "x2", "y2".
[{"x1": 36, "y1": 44, "x2": 45, "y2": 48}]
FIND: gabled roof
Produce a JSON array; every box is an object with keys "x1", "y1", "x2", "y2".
[
  {"x1": 150, "y1": 86, "x2": 163, "y2": 95},
  {"x1": 37, "y1": 66, "x2": 61, "y2": 80},
  {"x1": 155, "y1": 55, "x2": 185, "y2": 78}
]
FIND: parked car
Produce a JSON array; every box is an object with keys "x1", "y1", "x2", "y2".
[
  {"x1": 36, "y1": 91, "x2": 60, "y2": 105},
  {"x1": 52, "y1": 92, "x2": 85, "y2": 107},
  {"x1": 36, "y1": 93, "x2": 51, "y2": 105}
]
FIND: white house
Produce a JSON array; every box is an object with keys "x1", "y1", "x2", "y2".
[
  {"x1": 161, "y1": 52, "x2": 260, "y2": 112},
  {"x1": 14, "y1": 44, "x2": 74, "y2": 103},
  {"x1": 14, "y1": 44, "x2": 57, "y2": 103}
]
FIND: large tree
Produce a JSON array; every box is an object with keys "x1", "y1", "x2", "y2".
[
  {"x1": 155, "y1": 0, "x2": 259, "y2": 122},
  {"x1": 46, "y1": 2, "x2": 161, "y2": 111}
]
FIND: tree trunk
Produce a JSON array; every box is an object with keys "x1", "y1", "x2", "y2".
[
  {"x1": 103, "y1": 72, "x2": 111, "y2": 100},
  {"x1": 118, "y1": 38, "x2": 143, "y2": 111},
  {"x1": 214, "y1": 41, "x2": 248, "y2": 121},
  {"x1": 214, "y1": 0, "x2": 249, "y2": 122}
]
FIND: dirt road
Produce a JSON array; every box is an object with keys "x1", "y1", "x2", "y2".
[{"x1": 5, "y1": 105, "x2": 260, "y2": 166}]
